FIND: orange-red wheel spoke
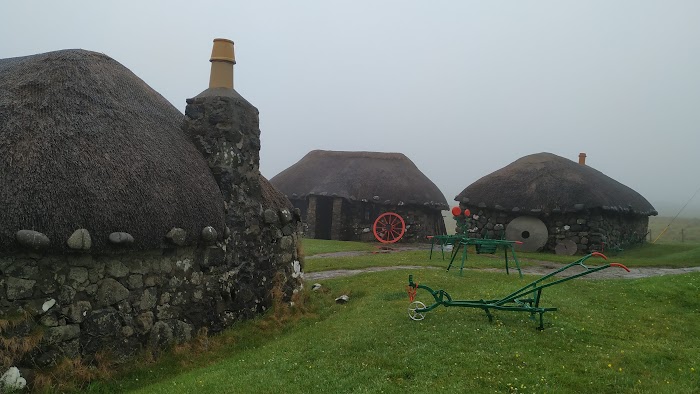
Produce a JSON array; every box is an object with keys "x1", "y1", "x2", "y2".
[{"x1": 373, "y1": 212, "x2": 406, "y2": 244}]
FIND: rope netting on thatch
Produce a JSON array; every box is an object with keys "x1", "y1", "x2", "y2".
[
  {"x1": 0, "y1": 49, "x2": 225, "y2": 252},
  {"x1": 270, "y1": 150, "x2": 448, "y2": 210}
]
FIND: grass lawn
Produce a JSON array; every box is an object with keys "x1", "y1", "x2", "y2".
[
  {"x1": 304, "y1": 240, "x2": 700, "y2": 273},
  {"x1": 518, "y1": 242, "x2": 700, "y2": 268},
  {"x1": 90, "y1": 268, "x2": 700, "y2": 393},
  {"x1": 303, "y1": 238, "x2": 377, "y2": 256},
  {"x1": 649, "y1": 217, "x2": 700, "y2": 244},
  {"x1": 78, "y1": 240, "x2": 700, "y2": 394}
]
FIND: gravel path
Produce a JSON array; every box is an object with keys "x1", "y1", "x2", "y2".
[{"x1": 303, "y1": 246, "x2": 700, "y2": 281}]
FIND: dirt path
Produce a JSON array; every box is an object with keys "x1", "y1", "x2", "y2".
[{"x1": 304, "y1": 246, "x2": 700, "y2": 281}]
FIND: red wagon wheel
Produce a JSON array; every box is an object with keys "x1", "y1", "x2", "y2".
[{"x1": 373, "y1": 212, "x2": 406, "y2": 244}]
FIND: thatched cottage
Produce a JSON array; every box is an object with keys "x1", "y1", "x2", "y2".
[
  {"x1": 270, "y1": 150, "x2": 448, "y2": 242},
  {"x1": 454, "y1": 152, "x2": 657, "y2": 253},
  {"x1": 0, "y1": 40, "x2": 303, "y2": 378}
]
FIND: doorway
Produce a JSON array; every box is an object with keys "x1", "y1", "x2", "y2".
[{"x1": 314, "y1": 196, "x2": 333, "y2": 240}]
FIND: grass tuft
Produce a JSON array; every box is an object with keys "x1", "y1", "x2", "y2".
[
  {"x1": 0, "y1": 311, "x2": 43, "y2": 371},
  {"x1": 32, "y1": 350, "x2": 117, "y2": 392}
]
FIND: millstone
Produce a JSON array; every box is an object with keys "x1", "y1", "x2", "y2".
[
  {"x1": 555, "y1": 239, "x2": 578, "y2": 256},
  {"x1": 505, "y1": 216, "x2": 548, "y2": 252}
]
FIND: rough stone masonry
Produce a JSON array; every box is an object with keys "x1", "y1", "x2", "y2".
[{"x1": 1, "y1": 62, "x2": 304, "y2": 381}]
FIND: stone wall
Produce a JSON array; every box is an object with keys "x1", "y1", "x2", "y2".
[
  {"x1": 305, "y1": 197, "x2": 319, "y2": 239},
  {"x1": 457, "y1": 203, "x2": 650, "y2": 253},
  {"x1": 1, "y1": 88, "x2": 305, "y2": 379},
  {"x1": 0, "y1": 220, "x2": 301, "y2": 370},
  {"x1": 183, "y1": 89, "x2": 304, "y2": 324},
  {"x1": 291, "y1": 196, "x2": 446, "y2": 242}
]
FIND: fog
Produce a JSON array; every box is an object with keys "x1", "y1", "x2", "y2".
[{"x1": 2, "y1": 1, "x2": 699, "y2": 216}]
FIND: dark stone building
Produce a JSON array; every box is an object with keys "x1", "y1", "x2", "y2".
[
  {"x1": 271, "y1": 150, "x2": 448, "y2": 242},
  {"x1": 454, "y1": 152, "x2": 657, "y2": 253},
  {"x1": 0, "y1": 41, "x2": 303, "y2": 382}
]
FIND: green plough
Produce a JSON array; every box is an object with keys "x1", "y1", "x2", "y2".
[{"x1": 406, "y1": 252, "x2": 629, "y2": 330}]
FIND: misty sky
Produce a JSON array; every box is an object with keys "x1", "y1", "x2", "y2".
[{"x1": 2, "y1": 1, "x2": 699, "y2": 216}]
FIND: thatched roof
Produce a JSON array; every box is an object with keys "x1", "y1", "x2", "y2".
[
  {"x1": 270, "y1": 150, "x2": 448, "y2": 209},
  {"x1": 0, "y1": 49, "x2": 225, "y2": 252},
  {"x1": 259, "y1": 174, "x2": 293, "y2": 211},
  {"x1": 455, "y1": 152, "x2": 656, "y2": 216}
]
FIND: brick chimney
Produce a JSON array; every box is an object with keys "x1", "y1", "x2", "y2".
[{"x1": 578, "y1": 152, "x2": 587, "y2": 165}]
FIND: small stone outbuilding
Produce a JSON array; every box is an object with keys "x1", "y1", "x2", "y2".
[
  {"x1": 270, "y1": 150, "x2": 448, "y2": 242},
  {"x1": 454, "y1": 152, "x2": 657, "y2": 253}
]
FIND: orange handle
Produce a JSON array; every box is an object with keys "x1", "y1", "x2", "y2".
[
  {"x1": 591, "y1": 252, "x2": 608, "y2": 260},
  {"x1": 609, "y1": 263, "x2": 630, "y2": 272}
]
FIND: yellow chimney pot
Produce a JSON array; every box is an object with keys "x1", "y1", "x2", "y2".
[
  {"x1": 578, "y1": 152, "x2": 587, "y2": 165},
  {"x1": 209, "y1": 38, "x2": 235, "y2": 89}
]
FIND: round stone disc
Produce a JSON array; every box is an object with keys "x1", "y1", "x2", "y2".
[
  {"x1": 505, "y1": 216, "x2": 548, "y2": 252},
  {"x1": 555, "y1": 239, "x2": 578, "y2": 256}
]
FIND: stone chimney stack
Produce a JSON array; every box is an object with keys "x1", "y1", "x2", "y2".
[
  {"x1": 182, "y1": 38, "x2": 302, "y2": 330},
  {"x1": 579, "y1": 152, "x2": 587, "y2": 165},
  {"x1": 209, "y1": 38, "x2": 235, "y2": 89},
  {"x1": 184, "y1": 38, "x2": 262, "y2": 245}
]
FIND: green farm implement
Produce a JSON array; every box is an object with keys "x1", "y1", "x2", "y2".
[
  {"x1": 428, "y1": 206, "x2": 523, "y2": 277},
  {"x1": 406, "y1": 252, "x2": 629, "y2": 330},
  {"x1": 428, "y1": 235, "x2": 524, "y2": 277}
]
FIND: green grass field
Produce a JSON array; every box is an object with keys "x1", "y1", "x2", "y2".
[
  {"x1": 302, "y1": 241, "x2": 700, "y2": 273},
  {"x1": 303, "y1": 239, "x2": 378, "y2": 256},
  {"x1": 649, "y1": 216, "x2": 700, "y2": 244},
  {"x1": 73, "y1": 240, "x2": 700, "y2": 393}
]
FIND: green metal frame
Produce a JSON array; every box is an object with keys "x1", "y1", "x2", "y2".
[
  {"x1": 429, "y1": 235, "x2": 523, "y2": 278},
  {"x1": 449, "y1": 238, "x2": 523, "y2": 278},
  {"x1": 407, "y1": 252, "x2": 629, "y2": 330}
]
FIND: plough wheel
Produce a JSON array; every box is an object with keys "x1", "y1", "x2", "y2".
[
  {"x1": 408, "y1": 300, "x2": 426, "y2": 321},
  {"x1": 373, "y1": 212, "x2": 406, "y2": 244}
]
